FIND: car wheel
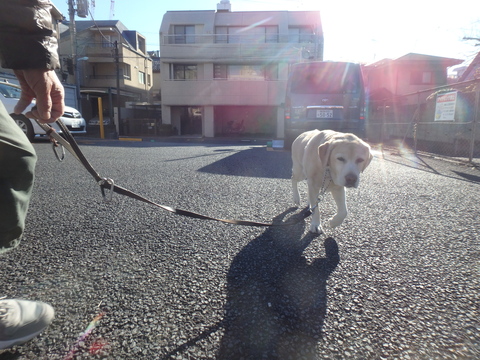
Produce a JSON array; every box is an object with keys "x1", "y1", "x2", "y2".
[{"x1": 11, "y1": 114, "x2": 35, "y2": 142}]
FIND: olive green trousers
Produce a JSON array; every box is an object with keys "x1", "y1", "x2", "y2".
[{"x1": 0, "y1": 101, "x2": 37, "y2": 254}]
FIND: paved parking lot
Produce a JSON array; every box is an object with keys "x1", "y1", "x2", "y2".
[{"x1": 1, "y1": 139, "x2": 479, "y2": 359}]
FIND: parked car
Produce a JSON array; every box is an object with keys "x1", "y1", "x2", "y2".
[
  {"x1": 88, "y1": 115, "x2": 112, "y2": 126},
  {"x1": 284, "y1": 61, "x2": 367, "y2": 148},
  {"x1": 0, "y1": 80, "x2": 86, "y2": 141}
]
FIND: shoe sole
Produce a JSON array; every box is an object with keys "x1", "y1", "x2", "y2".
[{"x1": 0, "y1": 328, "x2": 45, "y2": 349}]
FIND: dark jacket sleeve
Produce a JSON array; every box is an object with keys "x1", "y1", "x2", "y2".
[{"x1": 0, "y1": 0, "x2": 60, "y2": 70}]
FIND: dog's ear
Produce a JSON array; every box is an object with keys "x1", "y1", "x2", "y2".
[
  {"x1": 361, "y1": 145, "x2": 374, "y2": 172},
  {"x1": 318, "y1": 141, "x2": 331, "y2": 166}
]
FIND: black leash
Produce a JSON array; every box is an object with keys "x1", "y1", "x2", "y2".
[{"x1": 37, "y1": 120, "x2": 312, "y2": 227}]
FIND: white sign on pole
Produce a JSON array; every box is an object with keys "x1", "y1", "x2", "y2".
[{"x1": 434, "y1": 91, "x2": 457, "y2": 121}]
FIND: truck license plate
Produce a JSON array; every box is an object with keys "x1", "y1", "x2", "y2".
[{"x1": 316, "y1": 110, "x2": 333, "y2": 118}]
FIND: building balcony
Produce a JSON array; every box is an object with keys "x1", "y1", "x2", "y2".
[
  {"x1": 82, "y1": 74, "x2": 120, "y2": 89},
  {"x1": 160, "y1": 34, "x2": 322, "y2": 62},
  {"x1": 85, "y1": 43, "x2": 117, "y2": 61},
  {"x1": 81, "y1": 73, "x2": 150, "y2": 93}
]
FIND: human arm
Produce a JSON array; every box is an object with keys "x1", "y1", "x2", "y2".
[
  {"x1": 0, "y1": 0, "x2": 64, "y2": 123},
  {"x1": 13, "y1": 69, "x2": 65, "y2": 123}
]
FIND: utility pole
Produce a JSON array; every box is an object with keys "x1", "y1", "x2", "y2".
[
  {"x1": 114, "y1": 40, "x2": 121, "y2": 136},
  {"x1": 68, "y1": 0, "x2": 82, "y2": 112}
]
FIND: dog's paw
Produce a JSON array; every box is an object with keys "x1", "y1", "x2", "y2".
[
  {"x1": 328, "y1": 217, "x2": 343, "y2": 228},
  {"x1": 309, "y1": 223, "x2": 323, "y2": 234},
  {"x1": 293, "y1": 195, "x2": 301, "y2": 207}
]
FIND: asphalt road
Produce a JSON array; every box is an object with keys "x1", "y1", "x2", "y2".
[{"x1": 1, "y1": 138, "x2": 479, "y2": 359}]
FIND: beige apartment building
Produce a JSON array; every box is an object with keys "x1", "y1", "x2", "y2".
[
  {"x1": 159, "y1": 1, "x2": 323, "y2": 138},
  {"x1": 59, "y1": 20, "x2": 153, "y2": 133}
]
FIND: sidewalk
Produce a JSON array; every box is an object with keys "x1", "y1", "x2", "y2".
[{"x1": 83, "y1": 133, "x2": 272, "y2": 146}]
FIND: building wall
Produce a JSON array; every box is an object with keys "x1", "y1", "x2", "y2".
[
  {"x1": 160, "y1": 9, "x2": 323, "y2": 138},
  {"x1": 59, "y1": 23, "x2": 153, "y2": 98},
  {"x1": 365, "y1": 55, "x2": 463, "y2": 101},
  {"x1": 59, "y1": 21, "x2": 154, "y2": 132}
]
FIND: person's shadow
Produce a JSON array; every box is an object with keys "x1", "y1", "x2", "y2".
[{"x1": 218, "y1": 208, "x2": 340, "y2": 359}]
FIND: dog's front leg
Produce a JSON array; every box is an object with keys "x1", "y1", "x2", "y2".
[
  {"x1": 292, "y1": 177, "x2": 301, "y2": 206},
  {"x1": 329, "y1": 186, "x2": 347, "y2": 228},
  {"x1": 307, "y1": 180, "x2": 323, "y2": 234},
  {"x1": 291, "y1": 161, "x2": 304, "y2": 207}
]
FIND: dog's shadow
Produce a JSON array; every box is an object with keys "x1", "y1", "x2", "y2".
[{"x1": 218, "y1": 208, "x2": 340, "y2": 359}]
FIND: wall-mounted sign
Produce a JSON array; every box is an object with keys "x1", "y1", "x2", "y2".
[{"x1": 434, "y1": 91, "x2": 457, "y2": 121}]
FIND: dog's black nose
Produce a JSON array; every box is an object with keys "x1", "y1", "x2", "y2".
[{"x1": 345, "y1": 173, "x2": 357, "y2": 187}]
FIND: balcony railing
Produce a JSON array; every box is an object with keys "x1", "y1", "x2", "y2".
[
  {"x1": 161, "y1": 33, "x2": 321, "y2": 45},
  {"x1": 160, "y1": 34, "x2": 322, "y2": 62},
  {"x1": 85, "y1": 42, "x2": 117, "y2": 58},
  {"x1": 88, "y1": 74, "x2": 131, "y2": 80}
]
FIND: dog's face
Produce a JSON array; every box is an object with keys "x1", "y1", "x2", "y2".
[{"x1": 318, "y1": 135, "x2": 373, "y2": 188}]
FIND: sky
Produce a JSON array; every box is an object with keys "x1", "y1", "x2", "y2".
[{"x1": 54, "y1": 0, "x2": 480, "y2": 67}]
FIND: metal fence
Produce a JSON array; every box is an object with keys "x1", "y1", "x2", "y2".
[{"x1": 366, "y1": 79, "x2": 480, "y2": 162}]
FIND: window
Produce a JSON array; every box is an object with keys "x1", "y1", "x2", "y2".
[
  {"x1": 102, "y1": 35, "x2": 113, "y2": 48},
  {"x1": 152, "y1": 58, "x2": 161, "y2": 73},
  {"x1": 422, "y1": 72, "x2": 432, "y2": 84},
  {"x1": 410, "y1": 71, "x2": 434, "y2": 85},
  {"x1": 174, "y1": 25, "x2": 195, "y2": 44},
  {"x1": 172, "y1": 64, "x2": 197, "y2": 80},
  {"x1": 138, "y1": 37, "x2": 146, "y2": 53},
  {"x1": 123, "y1": 64, "x2": 131, "y2": 80},
  {"x1": 290, "y1": 62, "x2": 362, "y2": 94},
  {"x1": 215, "y1": 26, "x2": 228, "y2": 44},
  {"x1": 229, "y1": 65, "x2": 264, "y2": 80},
  {"x1": 225, "y1": 27, "x2": 252, "y2": 44},
  {"x1": 214, "y1": 64, "x2": 278, "y2": 80},
  {"x1": 288, "y1": 27, "x2": 314, "y2": 43},
  {"x1": 138, "y1": 71, "x2": 146, "y2": 85},
  {"x1": 214, "y1": 64, "x2": 227, "y2": 79},
  {"x1": 265, "y1": 26, "x2": 278, "y2": 43},
  {"x1": 215, "y1": 26, "x2": 278, "y2": 44}
]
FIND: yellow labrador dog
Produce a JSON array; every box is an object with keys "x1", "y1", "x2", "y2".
[{"x1": 291, "y1": 130, "x2": 373, "y2": 233}]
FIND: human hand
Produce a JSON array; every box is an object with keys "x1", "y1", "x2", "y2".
[{"x1": 13, "y1": 69, "x2": 65, "y2": 123}]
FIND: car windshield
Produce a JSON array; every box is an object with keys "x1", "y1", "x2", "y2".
[
  {"x1": 291, "y1": 63, "x2": 362, "y2": 95},
  {"x1": 0, "y1": 82, "x2": 22, "y2": 99}
]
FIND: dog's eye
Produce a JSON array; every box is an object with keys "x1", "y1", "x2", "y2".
[
  {"x1": 356, "y1": 158, "x2": 364, "y2": 164},
  {"x1": 337, "y1": 157, "x2": 345, "y2": 162}
]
